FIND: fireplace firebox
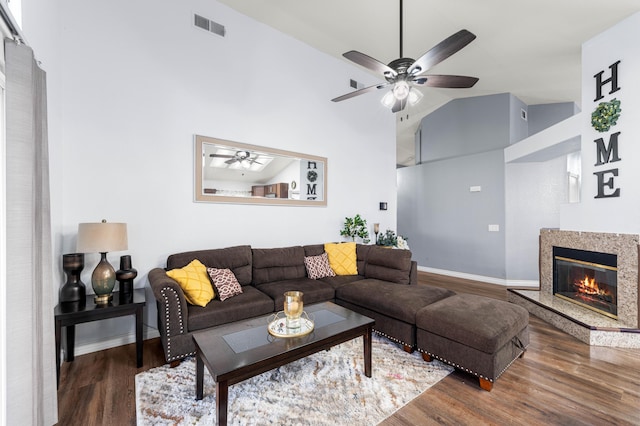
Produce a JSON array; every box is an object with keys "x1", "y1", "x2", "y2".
[{"x1": 552, "y1": 246, "x2": 617, "y2": 319}]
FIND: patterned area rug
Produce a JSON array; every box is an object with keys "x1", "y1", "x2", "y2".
[{"x1": 135, "y1": 334, "x2": 453, "y2": 425}]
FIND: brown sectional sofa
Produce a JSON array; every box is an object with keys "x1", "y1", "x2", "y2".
[
  {"x1": 148, "y1": 243, "x2": 454, "y2": 363},
  {"x1": 149, "y1": 242, "x2": 530, "y2": 391}
]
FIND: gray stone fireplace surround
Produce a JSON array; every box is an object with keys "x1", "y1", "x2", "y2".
[{"x1": 508, "y1": 229, "x2": 640, "y2": 348}]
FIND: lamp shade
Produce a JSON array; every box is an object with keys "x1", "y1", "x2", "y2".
[{"x1": 76, "y1": 221, "x2": 128, "y2": 253}]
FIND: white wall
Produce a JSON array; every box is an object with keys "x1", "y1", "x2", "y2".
[
  {"x1": 23, "y1": 0, "x2": 396, "y2": 351},
  {"x1": 561, "y1": 11, "x2": 640, "y2": 234},
  {"x1": 505, "y1": 156, "x2": 567, "y2": 281}
]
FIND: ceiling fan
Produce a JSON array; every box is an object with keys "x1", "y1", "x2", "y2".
[
  {"x1": 210, "y1": 151, "x2": 263, "y2": 166},
  {"x1": 331, "y1": 0, "x2": 479, "y2": 113}
]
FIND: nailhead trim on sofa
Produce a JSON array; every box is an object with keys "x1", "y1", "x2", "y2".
[
  {"x1": 417, "y1": 344, "x2": 526, "y2": 383},
  {"x1": 160, "y1": 286, "x2": 196, "y2": 362},
  {"x1": 374, "y1": 329, "x2": 412, "y2": 349}
]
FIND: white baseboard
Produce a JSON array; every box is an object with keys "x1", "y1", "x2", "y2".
[
  {"x1": 71, "y1": 325, "x2": 160, "y2": 357},
  {"x1": 418, "y1": 266, "x2": 539, "y2": 288}
]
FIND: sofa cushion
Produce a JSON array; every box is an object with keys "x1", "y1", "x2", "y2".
[
  {"x1": 255, "y1": 277, "x2": 335, "y2": 309},
  {"x1": 167, "y1": 245, "x2": 253, "y2": 286},
  {"x1": 318, "y1": 274, "x2": 365, "y2": 290},
  {"x1": 304, "y1": 253, "x2": 336, "y2": 280},
  {"x1": 187, "y1": 286, "x2": 274, "y2": 332},
  {"x1": 166, "y1": 259, "x2": 215, "y2": 307},
  {"x1": 356, "y1": 244, "x2": 372, "y2": 276},
  {"x1": 324, "y1": 242, "x2": 358, "y2": 275},
  {"x1": 206, "y1": 267, "x2": 243, "y2": 301},
  {"x1": 364, "y1": 246, "x2": 412, "y2": 285},
  {"x1": 303, "y1": 244, "x2": 326, "y2": 257},
  {"x1": 336, "y1": 280, "x2": 455, "y2": 324},
  {"x1": 252, "y1": 246, "x2": 307, "y2": 285}
]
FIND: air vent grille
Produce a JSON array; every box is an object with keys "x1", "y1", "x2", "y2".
[{"x1": 193, "y1": 13, "x2": 226, "y2": 37}]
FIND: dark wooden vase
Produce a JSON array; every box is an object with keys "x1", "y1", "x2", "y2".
[
  {"x1": 60, "y1": 253, "x2": 86, "y2": 304},
  {"x1": 116, "y1": 255, "x2": 137, "y2": 304}
]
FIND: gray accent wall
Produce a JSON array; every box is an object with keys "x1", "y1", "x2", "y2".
[
  {"x1": 401, "y1": 93, "x2": 521, "y2": 279},
  {"x1": 400, "y1": 93, "x2": 578, "y2": 281},
  {"x1": 528, "y1": 102, "x2": 579, "y2": 137},
  {"x1": 398, "y1": 149, "x2": 506, "y2": 278},
  {"x1": 419, "y1": 93, "x2": 513, "y2": 162}
]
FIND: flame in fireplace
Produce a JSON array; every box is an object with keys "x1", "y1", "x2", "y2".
[{"x1": 576, "y1": 275, "x2": 610, "y2": 297}]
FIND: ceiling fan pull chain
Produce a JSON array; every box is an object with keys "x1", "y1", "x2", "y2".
[{"x1": 399, "y1": 0, "x2": 403, "y2": 58}]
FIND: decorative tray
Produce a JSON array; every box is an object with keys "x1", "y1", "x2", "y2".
[{"x1": 267, "y1": 311, "x2": 314, "y2": 338}]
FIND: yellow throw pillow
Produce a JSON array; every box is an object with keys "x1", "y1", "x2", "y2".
[
  {"x1": 324, "y1": 242, "x2": 358, "y2": 275},
  {"x1": 166, "y1": 259, "x2": 215, "y2": 307}
]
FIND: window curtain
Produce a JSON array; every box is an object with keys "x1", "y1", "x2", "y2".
[{"x1": 4, "y1": 38, "x2": 57, "y2": 425}]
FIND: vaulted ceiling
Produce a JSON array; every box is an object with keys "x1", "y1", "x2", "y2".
[{"x1": 218, "y1": 0, "x2": 640, "y2": 166}]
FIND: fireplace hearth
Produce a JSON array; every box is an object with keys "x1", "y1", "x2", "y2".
[
  {"x1": 553, "y1": 247, "x2": 617, "y2": 319},
  {"x1": 507, "y1": 229, "x2": 640, "y2": 348}
]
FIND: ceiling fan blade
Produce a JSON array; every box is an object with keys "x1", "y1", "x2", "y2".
[
  {"x1": 343, "y1": 51, "x2": 398, "y2": 78},
  {"x1": 224, "y1": 158, "x2": 238, "y2": 164},
  {"x1": 391, "y1": 97, "x2": 407, "y2": 113},
  {"x1": 412, "y1": 74, "x2": 479, "y2": 88},
  {"x1": 407, "y1": 29, "x2": 476, "y2": 76},
  {"x1": 209, "y1": 154, "x2": 235, "y2": 158},
  {"x1": 331, "y1": 82, "x2": 390, "y2": 102}
]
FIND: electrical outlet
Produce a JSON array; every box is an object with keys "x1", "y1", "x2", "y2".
[{"x1": 470, "y1": 186, "x2": 482, "y2": 192}]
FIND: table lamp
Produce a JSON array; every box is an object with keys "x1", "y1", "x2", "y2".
[{"x1": 76, "y1": 220, "x2": 128, "y2": 304}]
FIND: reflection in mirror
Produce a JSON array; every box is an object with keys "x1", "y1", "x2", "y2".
[{"x1": 195, "y1": 135, "x2": 327, "y2": 206}]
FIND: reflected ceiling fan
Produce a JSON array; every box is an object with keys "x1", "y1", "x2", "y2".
[
  {"x1": 331, "y1": 0, "x2": 479, "y2": 113},
  {"x1": 210, "y1": 150, "x2": 263, "y2": 166}
]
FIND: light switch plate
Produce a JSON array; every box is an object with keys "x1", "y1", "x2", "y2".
[
  {"x1": 470, "y1": 186, "x2": 482, "y2": 192},
  {"x1": 488, "y1": 224, "x2": 500, "y2": 232}
]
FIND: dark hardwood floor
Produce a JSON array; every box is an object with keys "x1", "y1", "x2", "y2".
[{"x1": 56, "y1": 272, "x2": 640, "y2": 425}]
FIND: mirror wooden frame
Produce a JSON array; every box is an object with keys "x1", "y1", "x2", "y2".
[{"x1": 195, "y1": 135, "x2": 328, "y2": 206}]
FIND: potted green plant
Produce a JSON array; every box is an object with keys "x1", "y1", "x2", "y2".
[
  {"x1": 376, "y1": 229, "x2": 410, "y2": 249},
  {"x1": 376, "y1": 229, "x2": 397, "y2": 247},
  {"x1": 339, "y1": 214, "x2": 369, "y2": 242}
]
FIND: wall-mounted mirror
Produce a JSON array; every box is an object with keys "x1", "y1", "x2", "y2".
[{"x1": 195, "y1": 135, "x2": 327, "y2": 206}]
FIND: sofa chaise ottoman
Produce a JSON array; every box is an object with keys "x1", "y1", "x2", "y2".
[{"x1": 415, "y1": 293, "x2": 529, "y2": 391}]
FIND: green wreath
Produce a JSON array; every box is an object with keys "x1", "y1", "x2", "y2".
[{"x1": 591, "y1": 98, "x2": 621, "y2": 132}]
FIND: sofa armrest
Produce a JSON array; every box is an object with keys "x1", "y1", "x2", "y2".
[
  {"x1": 149, "y1": 268, "x2": 190, "y2": 340},
  {"x1": 409, "y1": 260, "x2": 418, "y2": 285}
]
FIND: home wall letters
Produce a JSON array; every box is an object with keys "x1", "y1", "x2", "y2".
[{"x1": 592, "y1": 60, "x2": 622, "y2": 199}]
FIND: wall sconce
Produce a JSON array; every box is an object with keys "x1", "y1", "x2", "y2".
[
  {"x1": 76, "y1": 220, "x2": 128, "y2": 304},
  {"x1": 379, "y1": 202, "x2": 388, "y2": 211}
]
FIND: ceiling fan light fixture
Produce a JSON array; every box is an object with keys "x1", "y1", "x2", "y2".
[
  {"x1": 392, "y1": 81, "x2": 410, "y2": 100},
  {"x1": 382, "y1": 82, "x2": 422, "y2": 110},
  {"x1": 408, "y1": 87, "x2": 423, "y2": 105},
  {"x1": 381, "y1": 90, "x2": 396, "y2": 108}
]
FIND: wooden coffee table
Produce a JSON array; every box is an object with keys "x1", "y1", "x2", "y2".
[{"x1": 193, "y1": 301, "x2": 374, "y2": 425}]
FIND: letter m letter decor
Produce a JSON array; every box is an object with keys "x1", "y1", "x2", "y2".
[{"x1": 594, "y1": 132, "x2": 621, "y2": 166}]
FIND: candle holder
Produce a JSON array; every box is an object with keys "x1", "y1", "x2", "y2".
[
  {"x1": 116, "y1": 255, "x2": 137, "y2": 304},
  {"x1": 60, "y1": 253, "x2": 86, "y2": 305},
  {"x1": 284, "y1": 291, "x2": 304, "y2": 329},
  {"x1": 374, "y1": 223, "x2": 380, "y2": 245}
]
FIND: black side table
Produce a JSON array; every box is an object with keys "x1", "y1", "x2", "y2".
[{"x1": 54, "y1": 289, "x2": 146, "y2": 387}]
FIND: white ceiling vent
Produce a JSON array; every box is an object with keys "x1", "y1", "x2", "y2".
[{"x1": 194, "y1": 13, "x2": 226, "y2": 37}]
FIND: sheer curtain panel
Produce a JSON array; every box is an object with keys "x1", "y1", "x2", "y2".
[{"x1": 4, "y1": 38, "x2": 57, "y2": 425}]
